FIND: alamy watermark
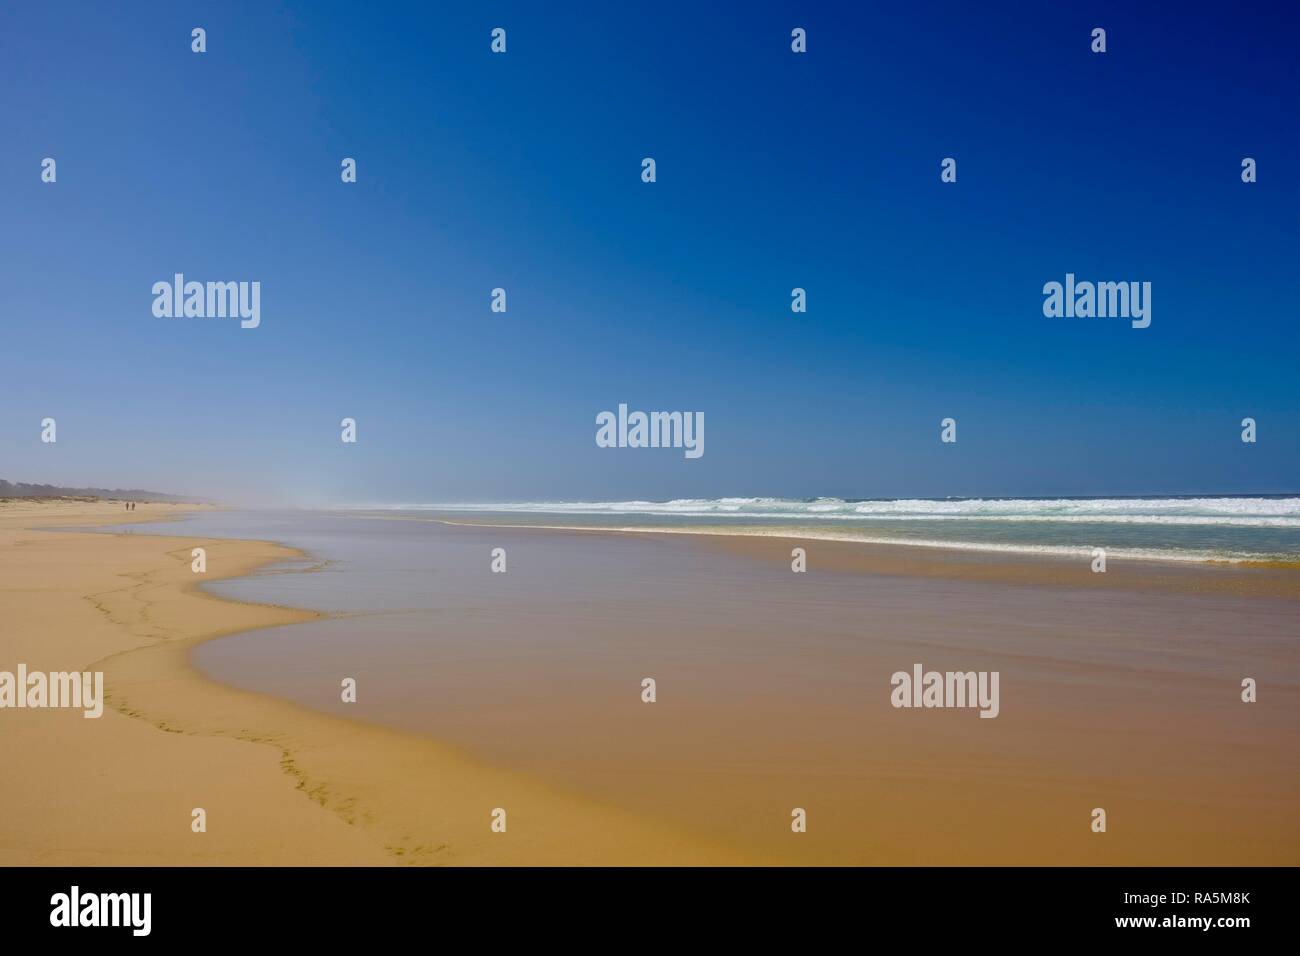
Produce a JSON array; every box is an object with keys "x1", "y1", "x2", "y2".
[
  {"x1": 1043, "y1": 273, "x2": 1150, "y2": 329},
  {"x1": 50, "y1": 886, "x2": 150, "y2": 936},
  {"x1": 596, "y1": 403, "x2": 704, "y2": 459},
  {"x1": 152, "y1": 274, "x2": 261, "y2": 329},
  {"x1": 0, "y1": 665, "x2": 104, "y2": 718},
  {"x1": 890, "y1": 663, "x2": 1000, "y2": 718}
]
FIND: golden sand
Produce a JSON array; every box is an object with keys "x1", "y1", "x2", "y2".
[
  {"x1": 2, "y1": 501, "x2": 1296, "y2": 865},
  {"x1": 0, "y1": 501, "x2": 760, "y2": 865}
]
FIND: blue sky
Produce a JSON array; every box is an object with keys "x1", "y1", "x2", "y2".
[{"x1": 1, "y1": 1, "x2": 1297, "y2": 503}]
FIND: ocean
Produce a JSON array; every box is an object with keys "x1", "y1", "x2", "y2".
[{"x1": 352, "y1": 496, "x2": 1300, "y2": 563}]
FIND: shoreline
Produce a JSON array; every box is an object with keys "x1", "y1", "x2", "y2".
[
  {"x1": 425, "y1": 516, "x2": 1300, "y2": 600},
  {"x1": 5, "y1": 501, "x2": 1297, "y2": 864},
  {"x1": 430, "y1": 517, "x2": 1299, "y2": 567},
  {"x1": 0, "y1": 501, "x2": 763, "y2": 865},
  {"x1": 194, "y1": 510, "x2": 1300, "y2": 865},
  {"x1": 0, "y1": 502, "x2": 384, "y2": 864}
]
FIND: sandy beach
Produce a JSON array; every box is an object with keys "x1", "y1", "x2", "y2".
[
  {"x1": 3, "y1": 501, "x2": 1297, "y2": 865},
  {"x1": 0, "y1": 500, "x2": 760, "y2": 865},
  {"x1": 0, "y1": 501, "x2": 382, "y2": 864}
]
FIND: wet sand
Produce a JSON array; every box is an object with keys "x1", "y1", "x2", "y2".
[
  {"x1": 0, "y1": 502, "x2": 760, "y2": 865},
  {"x1": 4, "y1": 502, "x2": 1297, "y2": 865},
  {"x1": 197, "y1": 514, "x2": 1300, "y2": 865}
]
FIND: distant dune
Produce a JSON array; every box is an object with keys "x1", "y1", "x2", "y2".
[{"x1": 0, "y1": 479, "x2": 194, "y2": 502}]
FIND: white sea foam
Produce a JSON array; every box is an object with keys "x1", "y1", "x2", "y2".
[
  {"x1": 384, "y1": 496, "x2": 1300, "y2": 528},
  {"x1": 343, "y1": 497, "x2": 1300, "y2": 563}
]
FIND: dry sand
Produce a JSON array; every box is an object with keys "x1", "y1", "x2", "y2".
[{"x1": 0, "y1": 500, "x2": 759, "y2": 865}]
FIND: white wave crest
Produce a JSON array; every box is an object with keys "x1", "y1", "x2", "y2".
[{"x1": 392, "y1": 496, "x2": 1300, "y2": 529}]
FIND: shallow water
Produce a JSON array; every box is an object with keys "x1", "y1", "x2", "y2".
[{"x1": 114, "y1": 509, "x2": 1300, "y2": 864}]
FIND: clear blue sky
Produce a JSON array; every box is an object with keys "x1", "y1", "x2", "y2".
[{"x1": 2, "y1": 1, "x2": 1297, "y2": 503}]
